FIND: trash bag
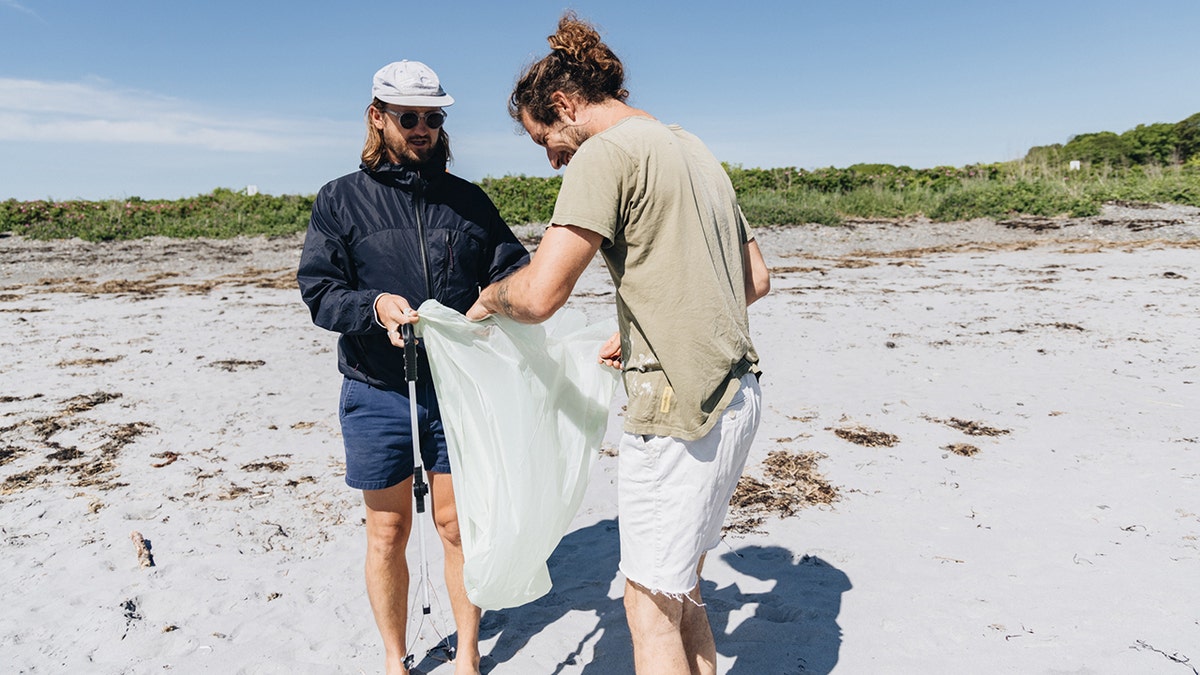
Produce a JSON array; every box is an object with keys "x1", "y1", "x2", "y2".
[{"x1": 415, "y1": 300, "x2": 619, "y2": 610}]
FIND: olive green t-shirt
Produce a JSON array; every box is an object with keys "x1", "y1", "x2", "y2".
[{"x1": 551, "y1": 116, "x2": 760, "y2": 441}]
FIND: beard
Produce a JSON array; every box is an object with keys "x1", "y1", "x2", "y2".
[
  {"x1": 387, "y1": 132, "x2": 437, "y2": 166},
  {"x1": 557, "y1": 123, "x2": 592, "y2": 167},
  {"x1": 565, "y1": 123, "x2": 592, "y2": 148}
]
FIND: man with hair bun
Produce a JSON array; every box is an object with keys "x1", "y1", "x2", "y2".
[{"x1": 467, "y1": 12, "x2": 770, "y2": 675}]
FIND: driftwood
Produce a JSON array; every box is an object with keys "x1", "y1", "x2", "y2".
[{"x1": 130, "y1": 530, "x2": 154, "y2": 568}]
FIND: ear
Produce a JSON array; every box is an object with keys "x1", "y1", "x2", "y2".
[
  {"x1": 550, "y1": 91, "x2": 578, "y2": 122},
  {"x1": 367, "y1": 105, "x2": 386, "y2": 130}
]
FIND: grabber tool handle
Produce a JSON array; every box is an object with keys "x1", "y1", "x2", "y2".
[{"x1": 401, "y1": 322, "x2": 417, "y2": 382}]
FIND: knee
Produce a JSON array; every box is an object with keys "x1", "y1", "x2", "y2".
[
  {"x1": 625, "y1": 580, "x2": 684, "y2": 629},
  {"x1": 366, "y1": 517, "x2": 411, "y2": 553},
  {"x1": 435, "y1": 513, "x2": 462, "y2": 548}
]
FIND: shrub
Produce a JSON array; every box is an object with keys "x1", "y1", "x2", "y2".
[
  {"x1": 1176, "y1": 112, "x2": 1200, "y2": 163},
  {"x1": 4, "y1": 136, "x2": 1199, "y2": 240},
  {"x1": 835, "y1": 184, "x2": 940, "y2": 219},
  {"x1": 477, "y1": 174, "x2": 562, "y2": 225},
  {"x1": 930, "y1": 179, "x2": 1098, "y2": 221},
  {"x1": 739, "y1": 190, "x2": 842, "y2": 226},
  {"x1": 0, "y1": 189, "x2": 313, "y2": 241}
]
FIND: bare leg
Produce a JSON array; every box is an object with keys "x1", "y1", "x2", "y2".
[
  {"x1": 681, "y1": 585, "x2": 717, "y2": 675},
  {"x1": 429, "y1": 471, "x2": 481, "y2": 674},
  {"x1": 364, "y1": 480, "x2": 415, "y2": 675},
  {"x1": 625, "y1": 556, "x2": 716, "y2": 675},
  {"x1": 681, "y1": 554, "x2": 716, "y2": 675},
  {"x1": 625, "y1": 578, "x2": 689, "y2": 675}
]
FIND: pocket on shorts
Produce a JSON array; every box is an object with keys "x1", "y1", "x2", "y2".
[
  {"x1": 339, "y1": 378, "x2": 363, "y2": 419},
  {"x1": 628, "y1": 432, "x2": 669, "y2": 459},
  {"x1": 722, "y1": 374, "x2": 760, "y2": 421}
]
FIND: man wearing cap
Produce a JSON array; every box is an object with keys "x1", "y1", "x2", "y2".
[
  {"x1": 298, "y1": 60, "x2": 528, "y2": 675},
  {"x1": 466, "y1": 14, "x2": 770, "y2": 675}
]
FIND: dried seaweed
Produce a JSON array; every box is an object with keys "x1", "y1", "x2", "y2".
[
  {"x1": 923, "y1": 415, "x2": 1011, "y2": 437},
  {"x1": 945, "y1": 443, "x2": 980, "y2": 457},
  {"x1": 726, "y1": 450, "x2": 839, "y2": 533},
  {"x1": 833, "y1": 426, "x2": 900, "y2": 447}
]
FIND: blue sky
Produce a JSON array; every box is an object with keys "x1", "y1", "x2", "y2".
[{"x1": 2, "y1": 0, "x2": 1198, "y2": 201}]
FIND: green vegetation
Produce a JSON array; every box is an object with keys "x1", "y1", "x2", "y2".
[
  {"x1": 476, "y1": 174, "x2": 562, "y2": 226},
  {"x1": 3, "y1": 113, "x2": 1199, "y2": 239},
  {"x1": 0, "y1": 188, "x2": 313, "y2": 242},
  {"x1": 1026, "y1": 112, "x2": 1200, "y2": 168},
  {"x1": 721, "y1": 109, "x2": 1200, "y2": 226}
]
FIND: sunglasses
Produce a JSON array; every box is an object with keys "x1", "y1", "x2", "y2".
[{"x1": 384, "y1": 109, "x2": 447, "y2": 130}]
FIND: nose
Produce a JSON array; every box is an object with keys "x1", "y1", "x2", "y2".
[{"x1": 547, "y1": 149, "x2": 572, "y2": 170}]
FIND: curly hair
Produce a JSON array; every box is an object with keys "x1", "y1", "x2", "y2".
[{"x1": 509, "y1": 12, "x2": 630, "y2": 127}]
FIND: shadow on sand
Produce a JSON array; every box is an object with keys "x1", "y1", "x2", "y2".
[
  {"x1": 475, "y1": 520, "x2": 850, "y2": 674},
  {"x1": 707, "y1": 545, "x2": 850, "y2": 674}
]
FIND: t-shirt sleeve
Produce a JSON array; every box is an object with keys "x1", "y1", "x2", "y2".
[
  {"x1": 736, "y1": 204, "x2": 755, "y2": 244},
  {"x1": 549, "y1": 138, "x2": 628, "y2": 244}
]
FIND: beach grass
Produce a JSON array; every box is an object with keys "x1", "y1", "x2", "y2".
[{"x1": 2, "y1": 161, "x2": 1199, "y2": 240}]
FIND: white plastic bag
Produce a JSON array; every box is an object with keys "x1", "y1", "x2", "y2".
[{"x1": 416, "y1": 300, "x2": 619, "y2": 610}]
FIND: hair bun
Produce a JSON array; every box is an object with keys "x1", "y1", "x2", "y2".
[
  {"x1": 509, "y1": 12, "x2": 628, "y2": 126},
  {"x1": 548, "y1": 13, "x2": 602, "y2": 62}
]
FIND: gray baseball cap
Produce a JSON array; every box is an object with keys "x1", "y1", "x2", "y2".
[{"x1": 372, "y1": 60, "x2": 455, "y2": 107}]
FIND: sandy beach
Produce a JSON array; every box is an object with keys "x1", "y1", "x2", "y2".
[{"x1": 2, "y1": 202, "x2": 1198, "y2": 674}]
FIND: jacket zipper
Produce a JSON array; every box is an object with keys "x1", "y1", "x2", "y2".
[{"x1": 414, "y1": 179, "x2": 433, "y2": 301}]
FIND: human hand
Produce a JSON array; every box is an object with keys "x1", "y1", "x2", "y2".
[
  {"x1": 598, "y1": 331, "x2": 622, "y2": 370},
  {"x1": 465, "y1": 298, "x2": 494, "y2": 322},
  {"x1": 375, "y1": 294, "x2": 418, "y2": 348}
]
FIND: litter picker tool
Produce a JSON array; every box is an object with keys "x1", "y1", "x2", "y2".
[
  {"x1": 402, "y1": 321, "x2": 433, "y2": 616},
  {"x1": 403, "y1": 320, "x2": 443, "y2": 670}
]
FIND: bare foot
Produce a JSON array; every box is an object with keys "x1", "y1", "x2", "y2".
[
  {"x1": 453, "y1": 649, "x2": 481, "y2": 675},
  {"x1": 385, "y1": 653, "x2": 409, "y2": 675}
]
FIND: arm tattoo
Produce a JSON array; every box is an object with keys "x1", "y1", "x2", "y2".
[{"x1": 495, "y1": 278, "x2": 516, "y2": 318}]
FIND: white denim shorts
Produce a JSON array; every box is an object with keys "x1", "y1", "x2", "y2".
[{"x1": 617, "y1": 372, "x2": 762, "y2": 597}]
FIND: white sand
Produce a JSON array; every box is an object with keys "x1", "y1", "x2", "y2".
[{"x1": 1, "y1": 204, "x2": 1197, "y2": 674}]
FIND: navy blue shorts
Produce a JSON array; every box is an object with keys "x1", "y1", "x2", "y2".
[{"x1": 338, "y1": 377, "x2": 452, "y2": 491}]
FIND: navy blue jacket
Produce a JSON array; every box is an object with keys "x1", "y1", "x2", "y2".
[{"x1": 298, "y1": 158, "x2": 529, "y2": 391}]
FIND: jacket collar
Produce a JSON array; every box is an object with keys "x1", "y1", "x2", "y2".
[{"x1": 361, "y1": 155, "x2": 448, "y2": 190}]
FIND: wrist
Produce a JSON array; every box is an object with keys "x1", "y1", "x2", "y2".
[{"x1": 372, "y1": 292, "x2": 389, "y2": 329}]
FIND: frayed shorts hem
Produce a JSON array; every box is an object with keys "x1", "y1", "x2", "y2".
[{"x1": 620, "y1": 567, "x2": 707, "y2": 607}]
